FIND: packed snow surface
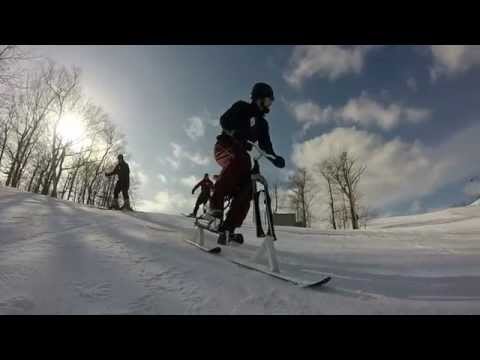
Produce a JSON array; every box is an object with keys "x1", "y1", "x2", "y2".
[{"x1": 2, "y1": 186, "x2": 480, "y2": 314}]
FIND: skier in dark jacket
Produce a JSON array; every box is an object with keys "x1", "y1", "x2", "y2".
[
  {"x1": 187, "y1": 173, "x2": 214, "y2": 217},
  {"x1": 206, "y1": 82, "x2": 285, "y2": 244},
  {"x1": 105, "y1": 154, "x2": 132, "y2": 210}
]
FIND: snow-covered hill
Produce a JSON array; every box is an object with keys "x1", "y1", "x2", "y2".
[
  {"x1": 2, "y1": 185, "x2": 480, "y2": 314},
  {"x1": 469, "y1": 198, "x2": 480, "y2": 207},
  {"x1": 368, "y1": 205, "x2": 480, "y2": 234}
]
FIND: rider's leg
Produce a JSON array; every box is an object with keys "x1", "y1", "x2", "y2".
[
  {"x1": 193, "y1": 192, "x2": 209, "y2": 217},
  {"x1": 121, "y1": 184, "x2": 131, "y2": 210},
  {"x1": 209, "y1": 143, "x2": 250, "y2": 218},
  {"x1": 111, "y1": 182, "x2": 121, "y2": 209},
  {"x1": 222, "y1": 180, "x2": 253, "y2": 233}
]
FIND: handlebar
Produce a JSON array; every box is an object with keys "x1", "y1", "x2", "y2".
[{"x1": 247, "y1": 140, "x2": 276, "y2": 162}]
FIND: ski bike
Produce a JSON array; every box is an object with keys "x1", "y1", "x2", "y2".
[{"x1": 188, "y1": 141, "x2": 331, "y2": 288}]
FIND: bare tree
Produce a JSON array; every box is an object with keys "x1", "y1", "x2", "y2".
[
  {"x1": 57, "y1": 101, "x2": 126, "y2": 207},
  {"x1": 325, "y1": 151, "x2": 366, "y2": 230},
  {"x1": 338, "y1": 192, "x2": 349, "y2": 229},
  {"x1": 273, "y1": 183, "x2": 279, "y2": 213},
  {"x1": 26, "y1": 149, "x2": 47, "y2": 193},
  {"x1": 317, "y1": 161, "x2": 337, "y2": 230},
  {"x1": 0, "y1": 45, "x2": 33, "y2": 172},
  {"x1": 0, "y1": 104, "x2": 14, "y2": 167},
  {"x1": 357, "y1": 205, "x2": 379, "y2": 229},
  {"x1": 288, "y1": 167, "x2": 317, "y2": 227},
  {"x1": 0, "y1": 46, "x2": 33, "y2": 109},
  {"x1": 4, "y1": 66, "x2": 59, "y2": 188},
  {"x1": 87, "y1": 120, "x2": 124, "y2": 204},
  {"x1": 40, "y1": 62, "x2": 81, "y2": 196},
  {"x1": 0, "y1": 46, "x2": 20, "y2": 94}
]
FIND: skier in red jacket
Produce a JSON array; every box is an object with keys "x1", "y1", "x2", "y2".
[{"x1": 187, "y1": 173, "x2": 214, "y2": 218}]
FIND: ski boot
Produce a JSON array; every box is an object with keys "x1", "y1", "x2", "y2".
[
  {"x1": 121, "y1": 199, "x2": 133, "y2": 211},
  {"x1": 217, "y1": 228, "x2": 244, "y2": 246}
]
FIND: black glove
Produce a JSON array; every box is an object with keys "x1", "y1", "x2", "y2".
[{"x1": 271, "y1": 155, "x2": 285, "y2": 168}]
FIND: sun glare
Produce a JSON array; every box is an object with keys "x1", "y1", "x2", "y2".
[{"x1": 57, "y1": 112, "x2": 88, "y2": 149}]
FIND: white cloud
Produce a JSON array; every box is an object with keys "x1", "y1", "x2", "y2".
[
  {"x1": 284, "y1": 45, "x2": 381, "y2": 87},
  {"x1": 289, "y1": 101, "x2": 334, "y2": 131},
  {"x1": 289, "y1": 94, "x2": 431, "y2": 131},
  {"x1": 184, "y1": 116, "x2": 205, "y2": 141},
  {"x1": 158, "y1": 143, "x2": 210, "y2": 169},
  {"x1": 170, "y1": 142, "x2": 210, "y2": 166},
  {"x1": 208, "y1": 118, "x2": 220, "y2": 128},
  {"x1": 129, "y1": 161, "x2": 149, "y2": 186},
  {"x1": 180, "y1": 175, "x2": 198, "y2": 188},
  {"x1": 171, "y1": 143, "x2": 183, "y2": 158},
  {"x1": 136, "y1": 191, "x2": 192, "y2": 214},
  {"x1": 291, "y1": 123, "x2": 480, "y2": 211},
  {"x1": 137, "y1": 171, "x2": 149, "y2": 186},
  {"x1": 340, "y1": 96, "x2": 401, "y2": 130},
  {"x1": 165, "y1": 156, "x2": 180, "y2": 169},
  {"x1": 283, "y1": 168, "x2": 296, "y2": 183},
  {"x1": 292, "y1": 127, "x2": 435, "y2": 209},
  {"x1": 430, "y1": 45, "x2": 480, "y2": 80},
  {"x1": 157, "y1": 174, "x2": 167, "y2": 183},
  {"x1": 186, "y1": 153, "x2": 210, "y2": 166},
  {"x1": 128, "y1": 161, "x2": 152, "y2": 208},
  {"x1": 340, "y1": 95, "x2": 430, "y2": 130}
]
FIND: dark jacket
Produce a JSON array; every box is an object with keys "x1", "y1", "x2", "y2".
[
  {"x1": 219, "y1": 100, "x2": 276, "y2": 156},
  {"x1": 106, "y1": 161, "x2": 130, "y2": 185},
  {"x1": 193, "y1": 178, "x2": 214, "y2": 194}
]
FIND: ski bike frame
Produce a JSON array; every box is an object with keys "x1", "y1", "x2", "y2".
[
  {"x1": 237, "y1": 141, "x2": 280, "y2": 272},
  {"x1": 192, "y1": 140, "x2": 278, "y2": 262}
]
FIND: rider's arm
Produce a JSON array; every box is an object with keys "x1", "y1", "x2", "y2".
[
  {"x1": 106, "y1": 164, "x2": 120, "y2": 177},
  {"x1": 192, "y1": 180, "x2": 202, "y2": 194},
  {"x1": 257, "y1": 119, "x2": 276, "y2": 156},
  {"x1": 256, "y1": 119, "x2": 285, "y2": 168}
]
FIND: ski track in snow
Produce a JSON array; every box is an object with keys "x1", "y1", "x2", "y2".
[{"x1": 2, "y1": 186, "x2": 480, "y2": 314}]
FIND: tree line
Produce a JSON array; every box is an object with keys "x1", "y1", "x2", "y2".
[
  {"x1": 278, "y1": 151, "x2": 372, "y2": 230},
  {"x1": 0, "y1": 45, "x2": 138, "y2": 208}
]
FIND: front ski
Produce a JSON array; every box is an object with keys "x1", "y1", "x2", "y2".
[
  {"x1": 230, "y1": 259, "x2": 331, "y2": 288},
  {"x1": 184, "y1": 239, "x2": 221, "y2": 254}
]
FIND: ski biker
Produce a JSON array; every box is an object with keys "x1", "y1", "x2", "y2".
[
  {"x1": 187, "y1": 173, "x2": 214, "y2": 217},
  {"x1": 105, "y1": 154, "x2": 132, "y2": 211},
  {"x1": 202, "y1": 82, "x2": 285, "y2": 245}
]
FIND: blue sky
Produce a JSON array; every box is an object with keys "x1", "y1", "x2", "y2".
[{"x1": 27, "y1": 45, "x2": 480, "y2": 219}]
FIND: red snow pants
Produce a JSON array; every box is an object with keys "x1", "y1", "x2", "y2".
[{"x1": 210, "y1": 137, "x2": 252, "y2": 230}]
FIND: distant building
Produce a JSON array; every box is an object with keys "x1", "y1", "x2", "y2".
[{"x1": 273, "y1": 213, "x2": 298, "y2": 227}]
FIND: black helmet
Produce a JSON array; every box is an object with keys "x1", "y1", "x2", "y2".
[
  {"x1": 117, "y1": 154, "x2": 124, "y2": 161},
  {"x1": 251, "y1": 82, "x2": 274, "y2": 101},
  {"x1": 204, "y1": 173, "x2": 209, "y2": 177}
]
